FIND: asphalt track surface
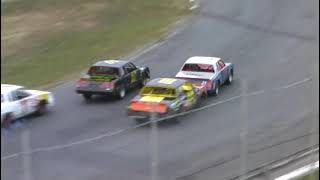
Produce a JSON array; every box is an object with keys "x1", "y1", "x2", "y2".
[{"x1": 1, "y1": 0, "x2": 319, "y2": 180}]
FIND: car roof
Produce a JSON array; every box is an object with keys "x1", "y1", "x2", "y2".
[
  {"x1": 146, "y1": 78, "x2": 188, "y2": 88},
  {"x1": 185, "y1": 56, "x2": 221, "y2": 65},
  {"x1": 1, "y1": 84, "x2": 23, "y2": 94},
  {"x1": 92, "y1": 60, "x2": 129, "y2": 68}
]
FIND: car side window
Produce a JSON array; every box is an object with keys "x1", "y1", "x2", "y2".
[
  {"x1": 123, "y1": 63, "x2": 136, "y2": 74},
  {"x1": 216, "y1": 63, "x2": 222, "y2": 71},
  {"x1": 218, "y1": 60, "x2": 225, "y2": 69},
  {"x1": 128, "y1": 63, "x2": 137, "y2": 70},
  {"x1": 12, "y1": 89, "x2": 30, "y2": 101},
  {"x1": 10, "y1": 91, "x2": 19, "y2": 101}
]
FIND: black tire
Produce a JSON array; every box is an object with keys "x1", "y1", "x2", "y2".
[
  {"x1": 36, "y1": 101, "x2": 48, "y2": 115},
  {"x1": 193, "y1": 96, "x2": 201, "y2": 108},
  {"x1": 117, "y1": 86, "x2": 126, "y2": 99},
  {"x1": 213, "y1": 81, "x2": 220, "y2": 96},
  {"x1": 83, "y1": 94, "x2": 92, "y2": 101},
  {"x1": 226, "y1": 71, "x2": 233, "y2": 85},
  {"x1": 2, "y1": 113, "x2": 14, "y2": 128},
  {"x1": 135, "y1": 118, "x2": 146, "y2": 124},
  {"x1": 139, "y1": 77, "x2": 149, "y2": 88}
]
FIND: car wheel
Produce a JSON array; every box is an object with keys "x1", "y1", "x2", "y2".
[
  {"x1": 118, "y1": 86, "x2": 126, "y2": 99},
  {"x1": 226, "y1": 72, "x2": 233, "y2": 85},
  {"x1": 139, "y1": 77, "x2": 149, "y2": 88},
  {"x1": 36, "y1": 101, "x2": 47, "y2": 115},
  {"x1": 83, "y1": 94, "x2": 92, "y2": 101},
  {"x1": 213, "y1": 82, "x2": 220, "y2": 96},
  {"x1": 194, "y1": 96, "x2": 201, "y2": 108},
  {"x1": 179, "y1": 104, "x2": 188, "y2": 112},
  {"x1": 135, "y1": 118, "x2": 146, "y2": 124},
  {"x1": 2, "y1": 113, "x2": 14, "y2": 128}
]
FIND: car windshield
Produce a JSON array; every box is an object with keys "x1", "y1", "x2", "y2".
[
  {"x1": 182, "y1": 63, "x2": 214, "y2": 73},
  {"x1": 1, "y1": 94, "x2": 4, "y2": 103},
  {"x1": 140, "y1": 86, "x2": 177, "y2": 97},
  {"x1": 88, "y1": 66, "x2": 119, "y2": 76}
]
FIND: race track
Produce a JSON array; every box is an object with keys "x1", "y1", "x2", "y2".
[{"x1": 1, "y1": 0, "x2": 319, "y2": 180}]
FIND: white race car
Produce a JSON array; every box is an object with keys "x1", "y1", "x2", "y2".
[
  {"x1": 175, "y1": 56, "x2": 234, "y2": 96},
  {"x1": 1, "y1": 84, "x2": 55, "y2": 127}
]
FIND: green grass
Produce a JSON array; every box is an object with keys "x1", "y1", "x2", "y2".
[
  {"x1": 1, "y1": 0, "x2": 190, "y2": 88},
  {"x1": 298, "y1": 170, "x2": 319, "y2": 180}
]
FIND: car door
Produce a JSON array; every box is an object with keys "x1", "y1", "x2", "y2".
[
  {"x1": 177, "y1": 86, "x2": 190, "y2": 109},
  {"x1": 9, "y1": 90, "x2": 24, "y2": 118},
  {"x1": 11, "y1": 89, "x2": 34, "y2": 117},
  {"x1": 216, "y1": 60, "x2": 228, "y2": 83},
  {"x1": 122, "y1": 63, "x2": 136, "y2": 89},
  {"x1": 127, "y1": 62, "x2": 140, "y2": 85},
  {"x1": 182, "y1": 83, "x2": 197, "y2": 107},
  {"x1": 123, "y1": 63, "x2": 139, "y2": 88}
]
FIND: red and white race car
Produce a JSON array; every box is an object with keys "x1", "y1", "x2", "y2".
[{"x1": 175, "y1": 56, "x2": 234, "y2": 96}]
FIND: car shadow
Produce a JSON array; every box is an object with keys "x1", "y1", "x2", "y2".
[
  {"x1": 79, "y1": 88, "x2": 141, "y2": 105},
  {"x1": 134, "y1": 116, "x2": 181, "y2": 129}
]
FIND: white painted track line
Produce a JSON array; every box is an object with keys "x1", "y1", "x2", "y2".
[{"x1": 274, "y1": 161, "x2": 319, "y2": 180}]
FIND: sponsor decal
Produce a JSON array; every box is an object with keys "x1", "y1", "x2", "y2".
[{"x1": 131, "y1": 71, "x2": 137, "y2": 83}]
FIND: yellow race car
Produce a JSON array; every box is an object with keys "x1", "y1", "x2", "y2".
[{"x1": 127, "y1": 78, "x2": 200, "y2": 121}]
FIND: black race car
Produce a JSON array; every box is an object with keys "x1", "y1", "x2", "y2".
[{"x1": 76, "y1": 60, "x2": 150, "y2": 100}]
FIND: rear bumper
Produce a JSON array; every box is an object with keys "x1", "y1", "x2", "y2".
[
  {"x1": 76, "y1": 88, "x2": 116, "y2": 95},
  {"x1": 127, "y1": 110, "x2": 170, "y2": 119}
]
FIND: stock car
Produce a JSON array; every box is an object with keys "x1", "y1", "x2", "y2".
[
  {"x1": 1, "y1": 84, "x2": 55, "y2": 128},
  {"x1": 127, "y1": 78, "x2": 201, "y2": 121},
  {"x1": 76, "y1": 60, "x2": 150, "y2": 100},
  {"x1": 175, "y1": 56, "x2": 234, "y2": 96}
]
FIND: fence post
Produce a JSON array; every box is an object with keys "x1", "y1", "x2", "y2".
[
  {"x1": 22, "y1": 127, "x2": 33, "y2": 180},
  {"x1": 150, "y1": 105, "x2": 159, "y2": 180},
  {"x1": 239, "y1": 80, "x2": 249, "y2": 180}
]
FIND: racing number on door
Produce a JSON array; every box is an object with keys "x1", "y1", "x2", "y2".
[{"x1": 131, "y1": 71, "x2": 137, "y2": 84}]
